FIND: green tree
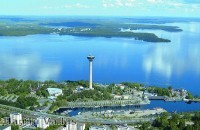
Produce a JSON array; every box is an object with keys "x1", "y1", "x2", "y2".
[
  {"x1": 11, "y1": 125, "x2": 19, "y2": 130},
  {"x1": 186, "y1": 92, "x2": 193, "y2": 99},
  {"x1": 0, "y1": 88, "x2": 7, "y2": 95},
  {"x1": 85, "y1": 122, "x2": 91, "y2": 130},
  {"x1": 46, "y1": 125, "x2": 60, "y2": 130},
  {"x1": 140, "y1": 122, "x2": 151, "y2": 130},
  {"x1": 183, "y1": 113, "x2": 191, "y2": 120}
]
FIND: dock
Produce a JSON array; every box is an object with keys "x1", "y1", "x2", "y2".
[
  {"x1": 148, "y1": 96, "x2": 166, "y2": 100},
  {"x1": 185, "y1": 99, "x2": 200, "y2": 103},
  {"x1": 60, "y1": 99, "x2": 150, "y2": 109}
]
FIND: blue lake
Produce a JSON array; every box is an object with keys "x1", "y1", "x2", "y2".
[
  {"x1": 0, "y1": 22, "x2": 200, "y2": 96},
  {"x1": 146, "y1": 100, "x2": 200, "y2": 112}
]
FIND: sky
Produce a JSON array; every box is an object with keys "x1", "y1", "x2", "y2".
[{"x1": 0, "y1": 0, "x2": 200, "y2": 17}]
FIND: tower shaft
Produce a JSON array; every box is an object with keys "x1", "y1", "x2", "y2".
[
  {"x1": 87, "y1": 55, "x2": 95, "y2": 89},
  {"x1": 89, "y1": 60, "x2": 93, "y2": 89}
]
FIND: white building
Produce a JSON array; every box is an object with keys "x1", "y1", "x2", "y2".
[
  {"x1": 63, "y1": 121, "x2": 77, "y2": 130},
  {"x1": 76, "y1": 86, "x2": 84, "y2": 92},
  {"x1": 61, "y1": 121, "x2": 85, "y2": 130},
  {"x1": 10, "y1": 112, "x2": 22, "y2": 125},
  {"x1": 47, "y1": 88, "x2": 63, "y2": 99},
  {"x1": 122, "y1": 95, "x2": 130, "y2": 100},
  {"x1": 117, "y1": 124, "x2": 129, "y2": 130},
  {"x1": 114, "y1": 95, "x2": 122, "y2": 99},
  {"x1": 89, "y1": 126, "x2": 106, "y2": 130},
  {"x1": 77, "y1": 122, "x2": 85, "y2": 130},
  {"x1": 57, "y1": 126, "x2": 66, "y2": 130},
  {"x1": 36, "y1": 116, "x2": 49, "y2": 129},
  {"x1": 69, "y1": 122, "x2": 77, "y2": 130},
  {"x1": 115, "y1": 84, "x2": 126, "y2": 90}
]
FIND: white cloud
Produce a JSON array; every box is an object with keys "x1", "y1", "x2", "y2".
[
  {"x1": 102, "y1": 0, "x2": 200, "y2": 9},
  {"x1": 103, "y1": 3, "x2": 115, "y2": 8},
  {"x1": 142, "y1": 23, "x2": 200, "y2": 80},
  {"x1": 0, "y1": 54, "x2": 61, "y2": 81},
  {"x1": 182, "y1": 0, "x2": 200, "y2": 4},
  {"x1": 74, "y1": 3, "x2": 89, "y2": 8},
  {"x1": 115, "y1": 0, "x2": 123, "y2": 6},
  {"x1": 102, "y1": 0, "x2": 137, "y2": 7},
  {"x1": 147, "y1": 0, "x2": 158, "y2": 3},
  {"x1": 42, "y1": 3, "x2": 89, "y2": 9}
]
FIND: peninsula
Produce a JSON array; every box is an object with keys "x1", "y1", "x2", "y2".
[{"x1": 0, "y1": 16, "x2": 183, "y2": 42}]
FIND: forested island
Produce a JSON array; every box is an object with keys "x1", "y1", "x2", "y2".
[{"x1": 0, "y1": 16, "x2": 184, "y2": 42}]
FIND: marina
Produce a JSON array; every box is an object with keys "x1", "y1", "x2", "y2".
[{"x1": 55, "y1": 100, "x2": 200, "y2": 117}]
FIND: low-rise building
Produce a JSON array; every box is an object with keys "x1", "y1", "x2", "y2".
[
  {"x1": 57, "y1": 126, "x2": 66, "y2": 130},
  {"x1": 63, "y1": 121, "x2": 77, "y2": 130},
  {"x1": 77, "y1": 122, "x2": 85, "y2": 130},
  {"x1": 10, "y1": 112, "x2": 22, "y2": 125},
  {"x1": 122, "y1": 95, "x2": 130, "y2": 100},
  {"x1": 114, "y1": 95, "x2": 122, "y2": 99},
  {"x1": 115, "y1": 84, "x2": 126, "y2": 90},
  {"x1": 74, "y1": 86, "x2": 84, "y2": 93},
  {"x1": 47, "y1": 88, "x2": 63, "y2": 99},
  {"x1": 117, "y1": 124, "x2": 129, "y2": 130},
  {"x1": 89, "y1": 125, "x2": 107, "y2": 130},
  {"x1": 172, "y1": 89, "x2": 188, "y2": 98},
  {"x1": 69, "y1": 122, "x2": 77, "y2": 130},
  {"x1": 36, "y1": 116, "x2": 49, "y2": 129},
  {"x1": 60, "y1": 121, "x2": 85, "y2": 130}
]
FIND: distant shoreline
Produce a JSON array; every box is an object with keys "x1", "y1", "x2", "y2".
[{"x1": 0, "y1": 17, "x2": 185, "y2": 42}]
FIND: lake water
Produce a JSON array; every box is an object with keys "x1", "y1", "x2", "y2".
[
  {"x1": 146, "y1": 100, "x2": 200, "y2": 112},
  {"x1": 0, "y1": 22, "x2": 200, "y2": 96}
]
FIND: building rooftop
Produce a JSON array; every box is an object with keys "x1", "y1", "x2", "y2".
[
  {"x1": 89, "y1": 126, "x2": 106, "y2": 130},
  {"x1": 11, "y1": 112, "x2": 21, "y2": 115},
  {"x1": 37, "y1": 116, "x2": 48, "y2": 120},
  {"x1": 47, "y1": 88, "x2": 62, "y2": 95}
]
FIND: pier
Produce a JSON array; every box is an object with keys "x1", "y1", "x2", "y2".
[
  {"x1": 60, "y1": 99, "x2": 150, "y2": 109},
  {"x1": 185, "y1": 99, "x2": 200, "y2": 103},
  {"x1": 148, "y1": 96, "x2": 166, "y2": 100}
]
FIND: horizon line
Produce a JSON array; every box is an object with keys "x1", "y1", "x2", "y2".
[{"x1": 0, "y1": 14, "x2": 200, "y2": 19}]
